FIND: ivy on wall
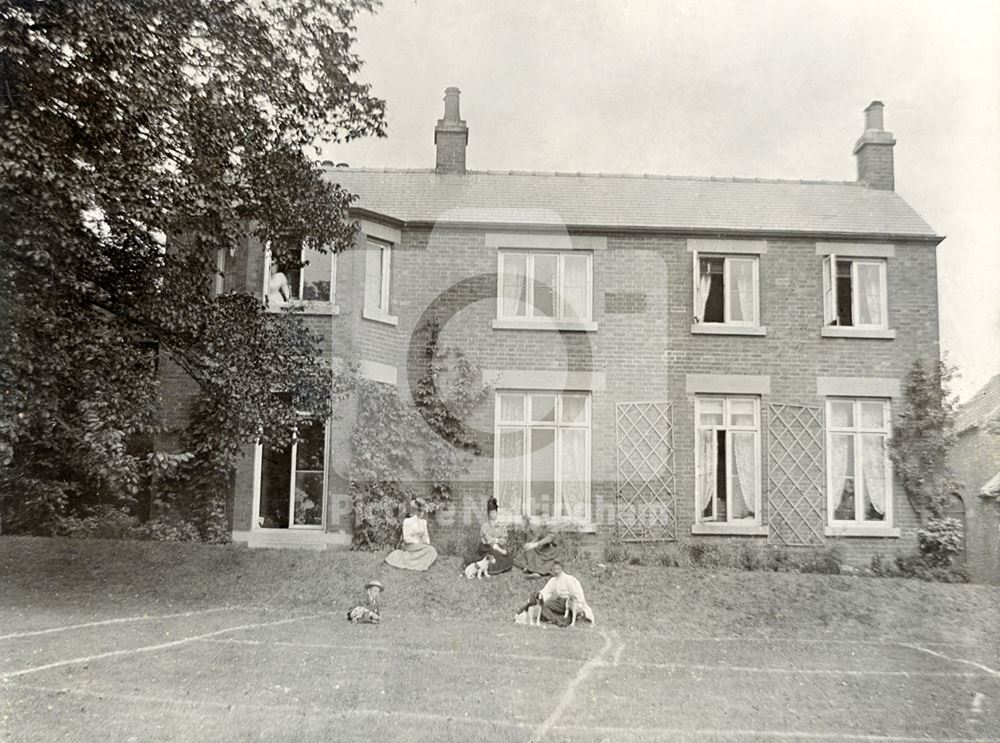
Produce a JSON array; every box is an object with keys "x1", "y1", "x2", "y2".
[{"x1": 349, "y1": 317, "x2": 490, "y2": 549}]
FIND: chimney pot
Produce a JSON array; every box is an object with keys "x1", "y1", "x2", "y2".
[
  {"x1": 864, "y1": 100, "x2": 885, "y2": 131},
  {"x1": 435, "y1": 86, "x2": 469, "y2": 174}
]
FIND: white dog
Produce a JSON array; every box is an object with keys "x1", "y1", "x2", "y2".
[
  {"x1": 563, "y1": 596, "x2": 579, "y2": 627},
  {"x1": 463, "y1": 554, "x2": 496, "y2": 579}
]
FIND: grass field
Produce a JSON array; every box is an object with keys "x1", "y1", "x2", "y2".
[{"x1": 1, "y1": 536, "x2": 998, "y2": 742}]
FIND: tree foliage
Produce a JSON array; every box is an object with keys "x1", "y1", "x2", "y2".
[
  {"x1": 0, "y1": 0, "x2": 385, "y2": 534},
  {"x1": 888, "y1": 359, "x2": 959, "y2": 520}
]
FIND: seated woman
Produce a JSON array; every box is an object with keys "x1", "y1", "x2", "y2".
[
  {"x1": 515, "y1": 561, "x2": 595, "y2": 626},
  {"x1": 512, "y1": 517, "x2": 561, "y2": 577},
  {"x1": 471, "y1": 497, "x2": 513, "y2": 575},
  {"x1": 384, "y1": 498, "x2": 438, "y2": 571}
]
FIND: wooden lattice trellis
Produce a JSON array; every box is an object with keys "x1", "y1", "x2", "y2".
[
  {"x1": 616, "y1": 401, "x2": 676, "y2": 541},
  {"x1": 767, "y1": 403, "x2": 825, "y2": 546}
]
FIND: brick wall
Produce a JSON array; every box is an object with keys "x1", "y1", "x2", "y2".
[
  {"x1": 950, "y1": 429, "x2": 1000, "y2": 583},
  {"x1": 165, "y1": 220, "x2": 944, "y2": 567}
]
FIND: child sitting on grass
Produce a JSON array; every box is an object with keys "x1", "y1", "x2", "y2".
[{"x1": 346, "y1": 579, "x2": 383, "y2": 624}]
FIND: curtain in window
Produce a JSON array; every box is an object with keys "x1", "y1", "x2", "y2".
[
  {"x1": 856, "y1": 263, "x2": 882, "y2": 326},
  {"x1": 695, "y1": 267, "x2": 712, "y2": 322},
  {"x1": 831, "y1": 434, "x2": 853, "y2": 518},
  {"x1": 561, "y1": 254, "x2": 589, "y2": 320},
  {"x1": 496, "y1": 429, "x2": 525, "y2": 514},
  {"x1": 697, "y1": 429, "x2": 715, "y2": 515},
  {"x1": 500, "y1": 253, "x2": 527, "y2": 317},
  {"x1": 861, "y1": 435, "x2": 887, "y2": 517},
  {"x1": 729, "y1": 260, "x2": 754, "y2": 323},
  {"x1": 731, "y1": 432, "x2": 756, "y2": 518},
  {"x1": 559, "y1": 428, "x2": 588, "y2": 520}
]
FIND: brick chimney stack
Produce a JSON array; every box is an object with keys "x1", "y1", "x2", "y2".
[
  {"x1": 435, "y1": 87, "x2": 468, "y2": 174},
  {"x1": 853, "y1": 101, "x2": 896, "y2": 190}
]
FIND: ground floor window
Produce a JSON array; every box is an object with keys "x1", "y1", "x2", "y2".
[
  {"x1": 695, "y1": 396, "x2": 761, "y2": 524},
  {"x1": 494, "y1": 390, "x2": 591, "y2": 523},
  {"x1": 257, "y1": 418, "x2": 328, "y2": 529},
  {"x1": 826, "y1": 398, "x2": 891, "y2": 526}
]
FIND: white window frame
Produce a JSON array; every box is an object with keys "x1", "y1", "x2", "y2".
[
  {"x1": 363, "y1": 238, "x2": 396, "y2": 324},
  {"x1": 262, "y1": 244, "x2": 338, "y2": 307},
  {"x1": 252, "y1": 416, "x2": 329, "y2": 531},
  {"x1": 825, "y1": 397, "x2": 893, "y2": 528},
  {"x1": 692, "y1": 253, "x2": 760, "y2": 327},
  {"x1": 496, "y1": 250, "x2": 593, "y2": 323},
  {"x1": 492, "y1": 390, "x2": 592, "y2": 525},
  {"x1": 822, "y1": 255, "x2": 888, "y2": 329},
  {"x1": 694, "y1": 395, "x2": 762, "y2": 525}
]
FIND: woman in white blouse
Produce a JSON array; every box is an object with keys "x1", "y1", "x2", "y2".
[{"x1": 384, "y1": 498, "x2": 438, "y2": 571}]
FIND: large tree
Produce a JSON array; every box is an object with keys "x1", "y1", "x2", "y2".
[{"x1": 0, "y1": 0, "x2": 384, "y2": 535}]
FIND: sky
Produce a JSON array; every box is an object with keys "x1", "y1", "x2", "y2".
[{"x1": 323, "y1": 0, "x2": 1000, "y2": 401}]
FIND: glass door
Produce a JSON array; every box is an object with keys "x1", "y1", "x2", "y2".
[{"x1": 257, "y1": 418, "x2": 327, "y2": 529}]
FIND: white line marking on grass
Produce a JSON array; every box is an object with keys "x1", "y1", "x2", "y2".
[
  {"x1": 629, "y1": 632, "x2": 985, "y2": 649},
  {"x1": 897, "y1": 642, "x2": 1000, "y2": 679},
  {"x1": 0, "y1": 606, "x2": 240, "y2": 641},
  {"x1": 552, "y1": 722, "x2": 1000, "y2": 742},
  {"x1": 531, "y1": 629, "x2": 621, "y2": 742},
  {"x1": 198, "y1": 637, "x2": 591, "y2": 666},
  {"x1": 0, "y1": 613, "x2": 324, "y2": 680},
  {"x1": 629, "y1": 660, "x2": 984, "y2": 678},
  {"x1": 6, "y1": 681, "x2": 531, "y2": 731}
]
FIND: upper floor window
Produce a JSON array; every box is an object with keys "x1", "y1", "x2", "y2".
[
  {"x1": 693, "y1": 254, "x2": 759, "y2": 326},
  {"x1": 497, "y1": 251, "x2": 592, "y2": 323},
  {"x1": 823, "y1": 256, "x2": 887, "y2": 329},
  {"x1": 695, "y1": 396, "x2": 761, "y2": 525},
  {"x1": 364, "y1": 238, "x2": 393, "y2": 319},
  {"x1": 826, "y1": 398, "x2": 891, "y2": 526},
  {"x1": 263, "y1": 244, "x2": 336, "y2": 309}
]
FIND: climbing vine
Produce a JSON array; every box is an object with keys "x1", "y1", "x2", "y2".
[
  {"x1": 349, "y1": 317, "x2": 490, "y2": 549},
  {"x1": 888, "y1": 359, "x2": 959, "y2": 521}
]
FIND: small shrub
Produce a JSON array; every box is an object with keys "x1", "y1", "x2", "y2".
[
  {"x1": 797, "y1": 547, "x2": 843, "y2": 575},
  {"x1": 917, "y1": 517, "x2": 963, "y2": 568},
  {"x1": 603, "y1": 535, "x2": 630, "y2": 564},
  {"x1": 56, "y1": 506, "x2": 143, "y2": 540}
]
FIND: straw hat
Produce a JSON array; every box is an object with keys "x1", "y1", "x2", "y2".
[{"x1": 365, "y1": 579, "x2": 384, "y2": 591}]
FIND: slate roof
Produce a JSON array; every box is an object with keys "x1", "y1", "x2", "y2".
[
  {"x1": 956, "y1": 373, "x2": 1000, "y2": 435},
  {"x1": 326, "y1": 168, "x2": 938, "y2": 240}
]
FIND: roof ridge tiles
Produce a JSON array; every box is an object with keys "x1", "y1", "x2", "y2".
[{"x1": 321, "y1": 163, "x2": 863, "y2": 187}]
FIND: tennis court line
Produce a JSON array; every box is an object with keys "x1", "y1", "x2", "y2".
[
  {"x1": 0, "y1": 606, "x2": 243, "y2": 641},
  {"x1": 897, "y1": 642, "x2": 1000, "y2": 678},
  {"x1": 198, "y1": 636, "x2": 592, "y2": 665},
  {"x1": 552, "y1": 722, "x2": 999, "y2": 742},
  {"x1": 197, "y1": 637, "x2": 994, "y2": 679},
  {"x1": 5, "y1": 682, "x2": 530, "y2": 730},
  {"x1": 532, "y1": 628, "x2": 621, "y2": 741},
  {"x1": 0, "y1": 613, "x2": 324, "y2": 680}
]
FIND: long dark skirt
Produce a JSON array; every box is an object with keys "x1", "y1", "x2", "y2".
[
  {"x1": 513, "y1": 542, "x2": 561, "y2": 576},
  {"x1": 473, "y1": 542, "x2": 514, "y2": 574},
  {"x1": 515, "y1": 592, "x2": 579, "y2": 627}
]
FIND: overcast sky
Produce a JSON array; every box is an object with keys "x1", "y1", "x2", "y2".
[{"x1": 324, "y1": 0, "x2": 1000, "y2": 402}]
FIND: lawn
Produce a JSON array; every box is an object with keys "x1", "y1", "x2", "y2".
[{"x1": 1, "y1": 536, "x2": 998, "y2": 742}]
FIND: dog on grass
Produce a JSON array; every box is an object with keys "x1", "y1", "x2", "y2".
[
  {"x1": 463, "y1": 554, "x2": 496, "y2": 579},
  {"x1": 527, "y1": 603, "x2": 542, "y2": 626},
  {"x1": 563, "y1": 596, "x2": 579, "y2": 627}
]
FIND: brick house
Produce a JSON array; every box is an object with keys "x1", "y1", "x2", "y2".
[
  {"x1": 179, "y1": 89, "x2": 946, "y2": 562},
  {"x1": 950, "y1": 374, "x2": 1000, "y2": 583}
]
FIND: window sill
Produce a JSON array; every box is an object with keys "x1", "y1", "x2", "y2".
[
  {"x1": 496, "y1": 515, "x2": 596, "y2": 533},
  {"x1": 690, "y1": 324, "x2": 767, "y2": 337},
  {"x1": 825, "y1": 525, "x2": 900, "y2": 538},
  {"x1": 362, "y1": 308, "x2": 399, "y2": 326},
  {"x1": 821, "y1": 327, "x2": 896, "y2": 340},
  {"x1": 691, "y1": 523, "x2": 769, "y2": 536},
  {"x1": 492, "y1": 318, "x2": 598, "y2": 332},
  {"x1": 266, "y1": 302, "x2": 340, "y2": 316}
]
